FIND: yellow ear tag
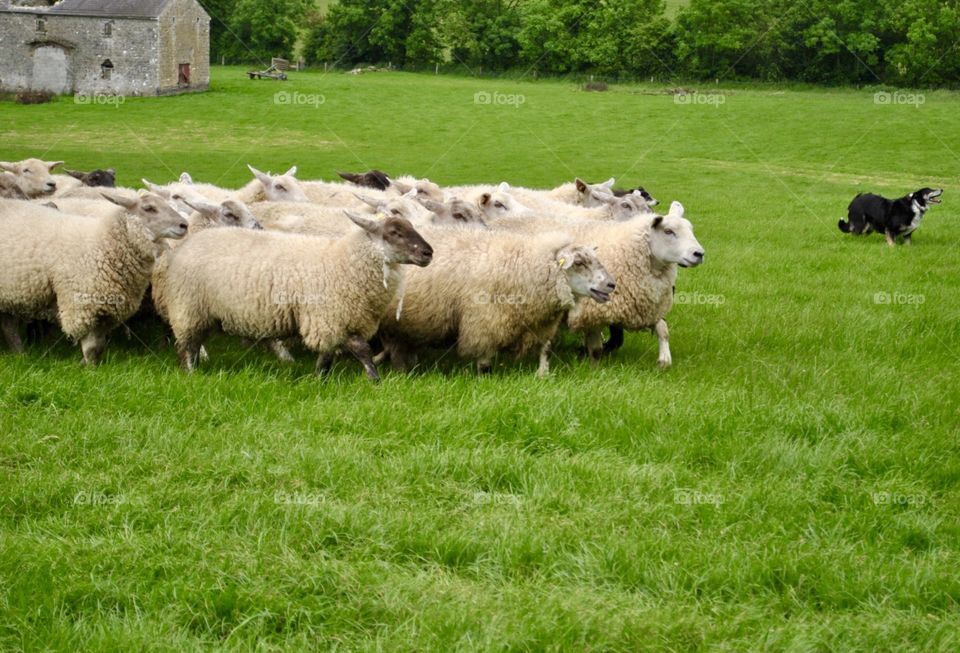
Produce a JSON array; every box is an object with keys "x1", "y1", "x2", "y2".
[
  {"x1": 376, "y1": 212, "x2": 387, "y2": 221},
  {"x1": 558, "y1": 257, "x2": 566, "y2": 267}
]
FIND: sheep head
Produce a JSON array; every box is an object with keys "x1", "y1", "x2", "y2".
[
  {"x1": 557, "y1": 244, "x2": 616, "y2": 303},
  {"x1": 0, "y1": 158, "x2": 61, "y2": 197},
  {"x1": 248, "y1": 164, "x2": 308, "y2": 202},
  {"x1": 648, "y1": 202, "x2": 705, "y2": 268},
  {"x1": 102, "y1": 191, "x2": 188, "y2": 242},
  {"x1": 345, "y1": 211, "x2": 433, "y2": 267}
]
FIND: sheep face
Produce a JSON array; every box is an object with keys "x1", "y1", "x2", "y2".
[
  {"x1": 479, "y1": 183, "x2": 533, "y2": 219},
  {"x1": 392, "y1": 177, "x2": 444, "y2": 202},
  {"x1": 420, "y1": 198, "x2": 488, "y2": 228},
  {"x1": 355, "y1": 191, "x2": 428, "y2": 222},
  {"x1": 0, "y1": 172, "x2": 28, "y2": 200},
  {"x1": 345, "y1": 212, "x2": 433, "y2": 267},
  {"x1": 102, "y1": 191, "x2": 189, "y2": 242},
  {"x1": 248, "y1": 165, "x2": 309, "y2": 202},
  {"x1": 575, "y1": 177, "x2": 616, "y2": 207},
  {"x1": 648, "y1": 202, "x2": 705, "y2": 268},
  {"x1": 559, "y1": 245, "x2": 616, "y2": 303},
  {"x1": 184, "y1": 198, "x2": 263, "y2": 230},
  {"x1": 0, "y1": 158, "x2": 61, "y2": 197},
  {"x1": 338, "y1": 169, "x2": 391, "y2": 190},
  {"x1": 67, "y1": 168, "x2": 116, "y2": 188}
]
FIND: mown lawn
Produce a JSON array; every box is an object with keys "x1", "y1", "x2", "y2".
[{"x1": 0, "y1": 68, "x2": 958, "y2": 651}]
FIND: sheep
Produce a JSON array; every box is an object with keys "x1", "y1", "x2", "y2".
[
  {"x1": 0, "y1": 158, "x2": 61, "y2": 198},
  {"x1": 64, "y1": 168, "x2": 117, "y2": 188},
  {"x1": 337, "y1": 169, "x2": 445, "y2": 202},
  {"x1": 377, "y1": 228, "x2": 615, "y2": 377},
  {"x1": 493, "y1": 202, "x2": 705, "y2": 367},
  {"x1": 338, "y1": 169, "x2": 391, "y2": 190},
  {"x1": 444, "y1": 181, "x2": 536, "y2": 221},
  {"x1": 0, "y1": 193, "x2": 188, "y2": 363},
  {"x1": 143, "y1": 165, "x2": 309, "y2": 207},
  {"x1": 157, "y1": 213, "x2": 433, "y2": 382},
  {"x1": 489, "y1": 182, "x2": 651, "y2": 222},
  {"x1": 0, "y1": 173, "x2": 28, "y2": 200},
  {"x1": 533, "y1": 177, "x2": 659, "y2": 208}
]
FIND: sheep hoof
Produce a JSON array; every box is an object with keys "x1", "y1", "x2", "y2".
[{"x1": 657, "y1": 356, "x2": 672, "y2": 369}]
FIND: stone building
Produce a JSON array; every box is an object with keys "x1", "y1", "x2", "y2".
[{"x1": 0, "y1": 0, "x2": 210, "y2": 96}]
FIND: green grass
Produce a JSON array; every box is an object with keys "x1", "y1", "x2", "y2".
[{"x1": 1, "y1": 68, "x2": 959, "y2": 651}]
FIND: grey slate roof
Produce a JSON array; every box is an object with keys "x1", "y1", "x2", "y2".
[{"x1": 46, "y1": 0, "x2": 173, "y2": 18}]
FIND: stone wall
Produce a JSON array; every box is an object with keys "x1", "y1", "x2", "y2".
[
  {"x1": 157, "y1": 0, "x2": 209, "y2": 93},
  {"x1": 0, "y1": 0, "x2": 209, "y2": 96}
]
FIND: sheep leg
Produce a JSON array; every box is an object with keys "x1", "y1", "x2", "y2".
[
  {"x1": 176, "y1": 335, "x2": 207, "y2": 373},
  {"x1": 477, "y1": 357, "x2": 493, "y2": 375},
  {"x1": 344, "y1": 335, "x2": 380, "y2": 383},
  {"x1": 655, "y1": 319, "x2": 672, "y2": 369},
  {"x1": 79, "y1": 328, "x2": 109, "y2": 366},
  {"x1": 267, "y1": 338, "x2": 296, "y2": 362},
  {"x1": 315, "y1": 352, "x2": 334, "y2": 377},
  {"x1": 1, "y1": 314, "x2": 24, "y2": 354},
  {"x1": 537, "y1": 340, "x2": 552, "y2": 378},
  {"x1": 585, "y1": 330, "x2": 604, "y2": 363}
]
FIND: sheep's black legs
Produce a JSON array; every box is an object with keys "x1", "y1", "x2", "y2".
[
  {"x1": 344, "y1": 336, "x2": 380, "y2": 383},
  {"x1": 315, "y1": 352, "x2": 334, "y2": 377},
  {"x1": 1, "y1": 314, "x2": 24, "y2": 354}
]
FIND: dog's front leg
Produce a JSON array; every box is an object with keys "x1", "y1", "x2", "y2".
[
  {"x1": 904, "y1": 234, "x2": 913, "y2": 246},
  {"x1": 885, "y1": 230, "x2": 897, "y2": 247}
]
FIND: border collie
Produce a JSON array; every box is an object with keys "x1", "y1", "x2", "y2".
[{"x1": 839, "y1": 188, "x2": 943, "y2": 245}]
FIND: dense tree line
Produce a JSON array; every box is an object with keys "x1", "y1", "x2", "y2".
[{"x1": 201, "y1": 0, "x2": 960, "y2": 87}]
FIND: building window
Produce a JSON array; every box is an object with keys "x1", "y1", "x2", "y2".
[
  {"x1": 103, "y1": 21, "x2": 113, "y2": 37},
  {"x1": 101, "y1": 59, "x2": 114, "y2": 80},
  {"x1": 36, "y1": 17, "x2": 46, "y2": 32}
]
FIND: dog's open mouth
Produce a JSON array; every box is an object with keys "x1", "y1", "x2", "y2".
[
  {"x1": 928, "y1": 190, "x2": 944, "y2": 204},
  {"x1": 590, "y1": 289, "x2": 611, "y2": 303}
]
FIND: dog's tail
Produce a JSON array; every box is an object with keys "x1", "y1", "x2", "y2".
[{"x1": 838, "y1": 218, "x2": 851, "y2": 233}]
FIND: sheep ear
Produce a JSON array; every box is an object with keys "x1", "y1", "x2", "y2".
[
  {"x1": 101, "y1": 191, "x2": 138, "y2": 210},
  {"x1": 479, "y1": 193, "x2": 491, "y2": 206},
  {"x1": 248, "y1": 165, "x2": 270, "y2": 185},
  {"x1": 420, "y1": 199, "x2": 444, "y2": 214},
  {"x1": 669, "y1": 201, "x2": 684, "y2": 217},
  {"x1": 591, "y1": 189, "x2": 616, "y2": 203},
  {"x1": 352, "y1": 192, "x2": 380, "y2": 209},
  {"x1": 344, "y1": 210, "x2": 381, "y2": 234},
  {"x1": 652, "y1": 216, "x2": 664, "y2": 229},
  {"x1": 66, "y1": 169, "x2": 85, "y2": 180},
  {"x1": 392, "y1": 180, "x2": 412, "y2": 195},
  {"x1": 142, "y1": 180, "x2": 170, "y2": 198},
  {"x1": 46, "y1": 160, "x2": 64, "y2": 172},
  {"x1": 283, "y1": 166, "x2": 297, "y2": 177},
  {"x1": 402, "y1": 187, "x2": 417, "y2": 199},
  {"x1": 575, "y1": 178, "x2": 588, "y2": 193},
  {"x1": 602, "y1": 177, "x2": 615, "y2": 188},
  {"x1": 557, "y1": 247, "x2": 575, "y2": 270},
  {"x1": 179, "y1": 172, "x2": 194, "y2": 184},
  {"x1": 497, "y1": 182, "x2": 510, "y2": 192},
  {"x1": 182, "y1": 198, "x2": 217, "y2": 215},
  {"x1": 0, "y1": 162, "x2": 18, "y2": 173}
]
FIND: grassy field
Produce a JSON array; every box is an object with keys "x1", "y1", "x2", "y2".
[{"x1": 1, "y1": 68, "x2": 959, "y2": 651}]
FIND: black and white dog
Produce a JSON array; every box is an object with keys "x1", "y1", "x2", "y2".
[{"x1": 838, "y1": 188, "x2": 943, "y2": 246}]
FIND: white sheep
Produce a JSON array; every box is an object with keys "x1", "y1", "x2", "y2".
[
  {"x1": 377, "y1": 228, "x2": 616, "y2": 376},
  {"x1": 0, "y1": 193, "x2": 188, "y2": 363},
  {"x1": 157, "y1": 213, "x2": 433, "y2": 382},
  {"x1": 143, "y1": 165, "x2": 309, "y2": 208},
  {"x1": 0, "y1": 158, "x2": 61, "y2": 198},
  {"x1": 444, "y1": 181, "x2": 536, "y2": 221},
  {"x1": 493, "y1": 202, "x2": 705, "y2": 366}
]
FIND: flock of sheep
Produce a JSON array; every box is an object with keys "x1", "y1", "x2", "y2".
[{"x1": 0, "y1": 159, "x2": 705, "y2": 381}]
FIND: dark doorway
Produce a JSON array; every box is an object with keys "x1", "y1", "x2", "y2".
[{"x1": 178, "y1": 63, "x2": 190, "y2": 85}]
